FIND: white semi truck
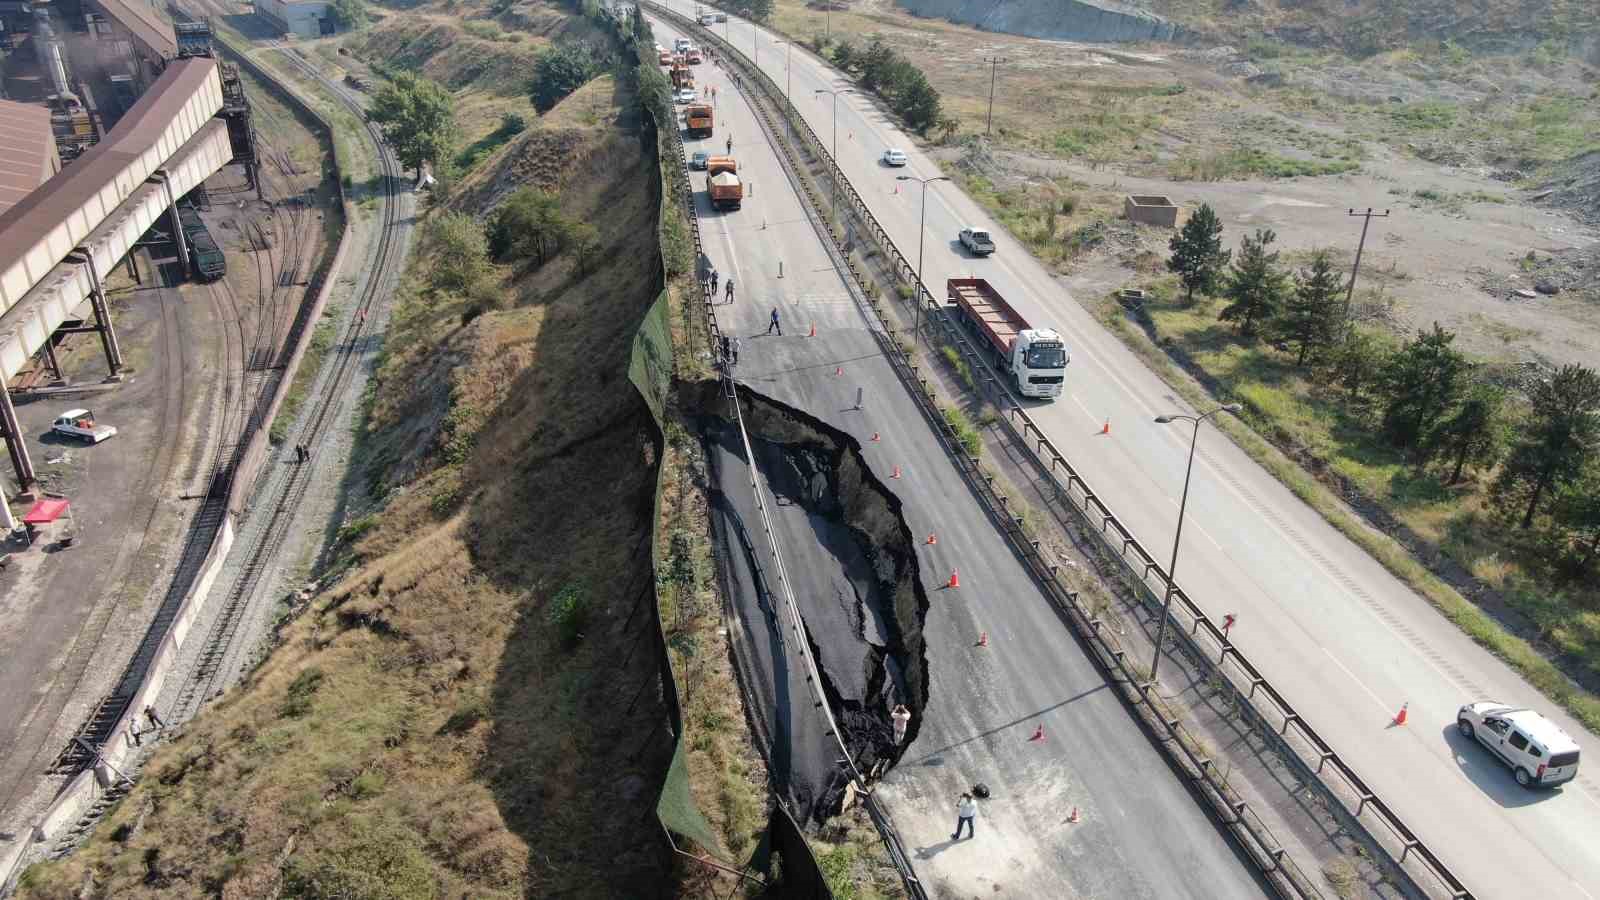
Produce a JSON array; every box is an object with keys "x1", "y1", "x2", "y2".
[{"x1": 946, "y1": 278, "x2": 1068, "y2": 399}]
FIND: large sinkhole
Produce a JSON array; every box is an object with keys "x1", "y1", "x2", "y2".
[{"x1": 688, "y1": 382, "x2": 931, "y2": 822}]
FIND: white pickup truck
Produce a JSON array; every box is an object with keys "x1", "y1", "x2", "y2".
[{"x1": 52, "y1": 408, "x2": 117, "y2": 443}]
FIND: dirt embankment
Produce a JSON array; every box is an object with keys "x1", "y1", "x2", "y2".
[
  {"x1": 350, "y1": 4, "x2": 605, "y2": 93},
  {"x1": 14, "y1": 49, "x2": 674, "y2": 900}
]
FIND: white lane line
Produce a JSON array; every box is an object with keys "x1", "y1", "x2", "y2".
[
  {"x1": 1574, "y1": 880, "x2": 1597, "y2": 900},
  {"x1": 1323, "y1": 647, "x2": 1392, "y2": 714}
]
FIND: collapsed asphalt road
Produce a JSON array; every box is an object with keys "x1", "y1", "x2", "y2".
[{"x1": 695, "y1": 383, "x2": 928, "y2": 821}]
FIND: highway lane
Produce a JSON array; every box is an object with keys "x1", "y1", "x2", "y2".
[
  {"x1": 659, "y1": 17, "x2": 1268, "y2": 897},
  {"x1": 659, "y1": 6, "x2": 1600, "y2": 898}
]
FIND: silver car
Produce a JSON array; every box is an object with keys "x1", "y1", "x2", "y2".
[{"x1": 1457, "y1": 702, "x2": 1581, "y2": 788}]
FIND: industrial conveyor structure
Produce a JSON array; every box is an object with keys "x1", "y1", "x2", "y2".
[{"x1": 0, "y1": 57, "x2": 233, "y2": 493}]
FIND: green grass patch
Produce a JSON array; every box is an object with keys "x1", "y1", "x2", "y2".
[
  {"x1": 1173, "y1": 147, "x2": 1360, "y2": 181},
  {"x1": 272, "y1": 305, "x2": 343, "y2": 445},
  {"x1": 1097, "y1": 290, "x2": 1600, "y2": 735},
  {"x1": 1387, "y1": 101, "x2": 1459, "y2": 131},
  {"x1": 941, "y1": 406, "x2": 982, "y2": 458}
]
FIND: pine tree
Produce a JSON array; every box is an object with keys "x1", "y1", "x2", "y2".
[
  {"x1": 1498, "y1": 364, "x2": 1600, "y2": 528},
  {"x1": 1218, "y1": 228, "x2": 1288, "y2": 336},
  {"x1": 1380, "y1": 323, "x2": 1470, "y2": 453},
  {"x1": 1424, "y1": 385, "x2": 1505, "y2": 484},
  {"x1": 1277, "y1": 249, "x2": 1344, "y2": 367},
  {"x1": 1166, "y1": 203, "x2": 1229, "y2": 305}
]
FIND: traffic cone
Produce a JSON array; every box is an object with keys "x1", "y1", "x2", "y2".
[
  {"x1": 1067, "y1": 807, "x2": 1080, "y2": 824},
  {"x1": 809, "y1": 323, "x2": 816, "y2": 337},
  {"x1": 948, "y1": 568, "x2": 960, "y2": 589},
  {"x1": 976, "y1": 631, "x2": 988, "y2": 647},
  {"x1": 1101, "y1": 420, "x2": 1111, "y2": 435},
  {"x1": 926, "y1": 533, "x2": 937, "y2": 545},
  {"x1": 893, "y1": 181, "x2": 899, "y2": 194},
  {"x1": 1393, "y1": 703, "x2": 1408, "y2": 726},
  {"x1": 1028, "y1": 724, "x2": 1044, "y2": 742},
  {"x1": 891, "y1": 465, "x2": 901, "y2": 479},
  {"x1": 870, "y1": 432, "x2": 880, "y2": 442},
  {"x1": 835, "y1": 366, "x2": 843, "y2": 376}
]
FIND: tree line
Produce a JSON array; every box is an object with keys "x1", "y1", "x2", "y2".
[
  {"x1": 823, "y1": 37, "x2": 945, "y2": 137},
  {"x1": 1168, "y1": 205, "x2": 1600, "y2": 570}
]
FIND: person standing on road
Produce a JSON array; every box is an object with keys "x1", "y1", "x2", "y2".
[
  {"x1": 892, "y1": 704, "x2": 911, "y2": 745},
  {"x1": 710, "y1": 269, "x2": 719, "y2": 294},
  {"x1": 952, "y1": 793, "x2": 977, "y2": 841},
  {"x1": 725, "y1": 278, "x2": 735, "y2": 303},
  {"x1": 726, "y1": 135, "x2": 733, "y2": 155},
  {"x1": 730, "y1": 337, "x2": 741, "y2": 366},
  {"x1": 768, "y1": 307, "x2": 782, "y2": 335}
]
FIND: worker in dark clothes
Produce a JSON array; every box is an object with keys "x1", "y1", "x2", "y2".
[
  {"x1": 768, "y1": 308, "x2": 782, "y2": 335},
  {"x1": 725, "y1": 278, "x2": 735, "y2": 303}
]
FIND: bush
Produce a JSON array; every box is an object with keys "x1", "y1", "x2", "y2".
[
  {"x1": 281, "y1": 667, "x2": 325, "y2": 719},
  {"x1": 425, "y1": 213, "x2": 492, "y2": 293},
  {"x1": 531, "y1": 44, "x2": 605, "y2": 113},
  {"x1": 487, "y1": 187, "x2": 570, "y2": 265},
  {"x1": 942, "y1": 406, "x2": 982, "y2": 458},
  {"x1": 550, "y1": 582, "x2": 590, "y2": 647}
]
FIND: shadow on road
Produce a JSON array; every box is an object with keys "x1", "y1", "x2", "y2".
[{"x1": 905, "y1": 683, "x2": 1110, "y2": 764}]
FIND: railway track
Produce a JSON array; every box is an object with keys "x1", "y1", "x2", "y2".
[{"x1": 164, "y1": 43, "x2": 405, "y2": 724}]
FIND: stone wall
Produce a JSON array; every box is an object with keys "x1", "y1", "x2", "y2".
[{"x1": 896, "y1": 0, "x2": 1177, "y2": 43}]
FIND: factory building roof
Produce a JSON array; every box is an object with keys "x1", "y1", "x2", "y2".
[{"x1": 0, "y1": 101, "x2": 61, "y2": 218}]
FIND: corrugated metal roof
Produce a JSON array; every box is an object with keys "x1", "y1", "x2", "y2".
[
  {"x1": 0, "y1": 57, "x2": 219, "y2": 273},
  {"x1": 87, "y1": 0, "x2": 179, "y2": 60},
  {"x1": 0, "y1": 101, "x2": 60, "y2": 218}
]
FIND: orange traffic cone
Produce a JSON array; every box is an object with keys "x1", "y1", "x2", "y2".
[
  {"x1": 948, "y1": 568, "x2": 960, "y2": 589},
  {"x1": 1067, "y1": 807, "x2": 1080, "y2": 824},
  {"x1": 891, "y1": 465, "x2": 901, "y2": 479},
  {"x1": 1101, "y1": 420, "x2": 1111, "y2": 435},
  {"x1": 1394, "y1": 703, "x2": 1408, "y2": 726},
  {"x1": 1028, "y1": 724, "x2": 1044, "y2": 742},
  {"x1": 976, "y1": 631, "x2": 988, "y2": 647},
  {"x1": 870, "y1": 432, "x2": 880, "y2": 442},
  {"x1": 809, "y1": 323, "x2": 817, "y2": 337},
  {"x1": 835, "y1": 366, "x2": 843, "y2": 376},
  {"x1": 926, "y1": 533, "x2": 937, "y2": 545}
]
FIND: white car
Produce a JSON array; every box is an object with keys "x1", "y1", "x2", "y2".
[
  {"x1": 674, "y1": 88, "x2": 697, "y2": 104},
  {"x1": 882, "y1": 148, "x2": 908, "y2": 167},
  {"x1": 1457, "y1": 702, "x2": 1581, "y2": 788}
]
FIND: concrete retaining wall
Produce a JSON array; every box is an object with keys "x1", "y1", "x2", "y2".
[{"x1": 895, "y1": 0, "x2": 1177, "y2": 43}]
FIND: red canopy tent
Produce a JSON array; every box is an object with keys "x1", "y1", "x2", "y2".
[{"x1": 22, "y1": 498, "x2": 69, "y2": 525}]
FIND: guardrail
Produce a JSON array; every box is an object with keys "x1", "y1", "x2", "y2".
[{"x1": 647, "y1": 4, "x2": 1473, "y2": 899}]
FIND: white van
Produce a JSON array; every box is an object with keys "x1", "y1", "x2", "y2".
[{"x1": 1457, "y1": 702, "x2": 1581, "y2": 788}]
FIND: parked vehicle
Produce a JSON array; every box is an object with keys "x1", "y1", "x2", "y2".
[
  {"x1": 882, "y1": 147, "x2": 908, "y2": 167},
  {"x1": 685, "y1": 103, "x2": 713, "y2": 138},
  {"x1": 690, "y1": 150, "x2": 710, "y2": 170},
  {"x1": 706, "y1": 156, "x2": 742, "y2": 210},
  {"x1": 52, "y1": 408, "x2": 117, "y2": 443},
  {"x1": 1457, "y1": 702, "x2": 1581, "y2": 788},
  {"x1": 687, "y1": 47, "x2": 704, "y2": 64},
  {"x1": 674, "y1": 88, "x2": 697, "y2": 104},
  {"x1": 670, "y1": 62, "x2": 694, "y2": 90},
  {"x1": 674, "y1": 37, "x2": 692, "y2": 53},
  {"x1": 659, "y1": 49, "x2": 672, "y2": 65},
  {"x1": 698, "y1": 13, "x2": 715, "y2": 25},
  {"x1": 947, "y1": 278, "x2": 1068, "y2": 399},
  {"x1": 715, "y1": 12, "x2": 727, "y2": 21},
  {"x1": 959, "y1": 226, "x2": 996, "y2": 256}
]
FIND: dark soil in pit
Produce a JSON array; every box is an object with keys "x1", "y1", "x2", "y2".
[{"x1": 687, "y1": 382, "x2": 930, "y2": 822}]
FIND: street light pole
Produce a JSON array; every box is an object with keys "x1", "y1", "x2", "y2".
[
  {"x1": 814, "y1": 88, "x2": 853, "y2": 225},
  {"x1": 983, "y1": 56, "x2": 1007, "y2": 136},
  {"x1": 898, "y1": 174, "x2": 950, "y2": 348},
  {"x1": 1148, "y1": 403, "x2": 1241, "y2": 683}
]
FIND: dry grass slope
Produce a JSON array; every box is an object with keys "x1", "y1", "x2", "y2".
[{"x1": 14, "y1": 77, "x2": 674, "y2": 900}]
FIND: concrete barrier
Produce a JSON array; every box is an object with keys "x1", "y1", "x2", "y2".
[{"x1": 1125, "y1": 194, "x2": 1178, "y2": 228}]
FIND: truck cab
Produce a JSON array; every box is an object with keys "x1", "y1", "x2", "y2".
[{"x1": 1011, "y1": 329, "x2": 1068, "y2": 398}]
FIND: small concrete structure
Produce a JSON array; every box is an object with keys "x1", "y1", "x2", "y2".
[
  {"x1": 257, "y1": 0, "x2": 335, "y2": 39},
  {"x1": 1125, "y1": 194, "x2": 1179, "y2": 228}
]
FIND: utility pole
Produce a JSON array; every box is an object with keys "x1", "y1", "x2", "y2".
[
  {"x1": 1343, "y1": 208, "x2": 1390, "y2": 331},
  {"x1": 983, "y1": 57, "x2": 1007, "y2": 136}
]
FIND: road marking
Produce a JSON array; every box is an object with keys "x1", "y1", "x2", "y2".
[
  {"x1": 1322, "y1": 647, "x2": 1391, "y2": 715},
  {"x1": 1575, "y1": 880, "x2": 1597, "y2": 900}
]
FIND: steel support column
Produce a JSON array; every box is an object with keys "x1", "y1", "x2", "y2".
[
  {"x1": 155, "y1": 173, "x2": 190, "y2": 276},
  {"x1": 0, "y1": 387, "x2": 37, "y2": 494},
  {"x1": 74, "y1": 251, "x2": 124, "y2": 376}
]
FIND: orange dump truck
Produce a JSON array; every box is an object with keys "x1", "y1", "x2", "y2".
[
  {"x1": 706, "y1": 157, "x2": 742, "y2": 210},
  {"x1": 685, "y1": 103, "x2": 713, "y2": 138},
  {"x1": 670, "y1": 63, "x2": 694, "y2": 90}
]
